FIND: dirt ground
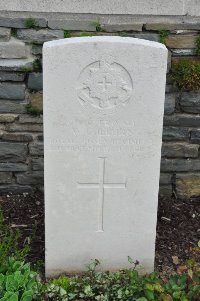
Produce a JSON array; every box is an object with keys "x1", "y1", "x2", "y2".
[{"x1": 0, "y1": 192, "x2": 199, "y2": 277}]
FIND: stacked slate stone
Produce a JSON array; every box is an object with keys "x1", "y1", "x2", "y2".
[{"x1": 0, "y1": 13, "x2": 199, "y2": 198}]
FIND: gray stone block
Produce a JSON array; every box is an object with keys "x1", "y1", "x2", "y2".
[
  {"x1": 176, "y1": 173, "x2": 200, "y2": 198},
  {"x1": 28, "y1": 73, "x2": 43, "y2": 91},
  {"x1": 165, "y1": 84, "x2": 178, "y2": 93},
  {"x1": 17, "y1": 29, "x2": 64, "y2": 43},
  {"x1": 0, "y1": 72, "x2": 25, "y2": 82},
  {"x1": 16, "y1": 171, "x2": 44, "y2": 185},
  {"x1": 133, "y1": 33, "x2": 159, "y2": 42},
  {"x1": 0, "y1": 38, "x2": 29, "y2": 59},
  {"x1": 167, "y1": 50, "x2": 171, "y2": 73},
  {"x1": 102, "y1": 23, "x2": 142, "y2": 32},
  {"x1": 159, "y1": 173, "x2": 172, "y2": 185},
  {"x1": 28, "y1": 92, "x2": 43, "y2": 113},
  {"x1": 38, "y1": 186, "x2": 44, "y2": 193},
  {"x1": 162, "y1": 142, "x2": 199, "y2": 158},
  {"x1": 32, "y1": 158, "x2": 44, "y2": 170},
  {"x1": 164, "y1": 114, "x2": 200, "y2": 127},
  {"x1": 29, "y1": 143, "x2": 44, "y2": 156},
  {"x1": 0, "y1": 114, "x2": 18, "y2": 123},
  {"x1": 6, "y1": 123, "x2": 43, "y2": 132},
  {"x1": 145, "y1": 20, "x2": 200, "y2": 30},
  {"x1": 166, "y1": 34, "x2": 197, "y2": 49},
  {"x1": 159, "y1": 185, "x2": 172, "y2": 196},
  {"x1": 163, "y1": 126, "x2": 188, "y2": 141},
  {"x1": 171, "y1": 49, "x2": 196, "y2": 56},
  {"x1": 0, "y1": 27, "x2": 11, "y2": 41},
  {"x1": 180, "y1": 92, "x2": 200, "y2": 113},
  {"x1": 0, "y1": 184, "x2": 32, "y2": 193},
  {"x1": 0, "y1": 57, "x2": 35, "y2": 72},
  {"x1": 2, "y1": 133, "x2": 33, "y2": 142},
  {"x1": 37, "y1": 134, "x2": 43, "y2": 141},
  {"x1": 0, "y1": 17, "x2": 47, "y2": 28},
  {"x1": 0, "y1": 172, "x2": 12, "y2": 184},
  {"x1": 0, "y1": 128, "x2": 4, "y2": 138},
  {"x1": 161, "y1": 158, "x2": 200, "y2": 172},
  {"x1": 19, "y1": 115, "x2": 43, "y2": 124},
  {"x1": 48, "y1": 19, "x2": 96, "y2": 31},
  {"x1": 190, "y1": 130, "x2": 200, "y2": 144},
  {"x1": 32, "y1": 44, "x2": 43, "y2": 55},
  {"x1": 0, "y1": 142, "x2": 27, "y2": 162},
  {"x1": 164, "y1": 94, "x2": 175, "y2": 115},
  {"x1": 0, "y1": 83, "x2": 25, "y2": 100},
  {"x1": 0, "y1": 101, "x2": 26, "y2": 114},
  {"x1": 0, "y1": 162, "x2": 28, "y2": 171}
]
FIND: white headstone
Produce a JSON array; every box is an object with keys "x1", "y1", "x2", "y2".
[{"x1": 43, "y1": 36, "x2": 167, "y2": 277}]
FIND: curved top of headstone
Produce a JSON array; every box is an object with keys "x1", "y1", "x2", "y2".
[
  {"x1": 0, "y1": 0, "x2": 199, "y2": 16},
  {"x1": 43, "y1": 36, "x2": 167, "y2": 51}
]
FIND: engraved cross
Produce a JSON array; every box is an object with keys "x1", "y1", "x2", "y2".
[
  {"x1": 77, "y1": 157, "x2": 126, "y2": 232},
  {"x1": 98, "y1": 76, "x2": 112, "y2": 92}
]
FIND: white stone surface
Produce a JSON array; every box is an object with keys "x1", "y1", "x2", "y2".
[
  {"x1": 44, "y1": 36, "x2": 167, "y2": 277},
  {"x1": 0, "y1": 0, "x2": 188, "y2": 16},
  {"x1": 185, "y1": 0, "x2": 200, "y2": 16}
]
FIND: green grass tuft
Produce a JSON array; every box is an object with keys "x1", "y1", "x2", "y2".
[
  {"x1": 26, "y1": 103, "x2": 42, "y2": 116},
  {"x1": 171, "y1": 59, "x2": 200, "y2": 91},
  {"x1": 196, "y1": 36, "x2": 200, "y2": 55},
  {"x1": 159, "y1": 30, "x2": 170, "y2": 45},
  {"x1": 64, "y1": 30, "x2": 72, "y2": 38},
  {"x1": 25, "y1": 17, "x2": 38, "y2": 29}
]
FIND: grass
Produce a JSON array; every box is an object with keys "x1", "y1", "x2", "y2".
[
  {"x1": 92, "y1": 20, "x2": 103, "y2": 32},
  {"x1": 195, "y1": 36, "x2": 200, "y2": 55},
  {"x1": 64, "y1": 30, "x2": 72, "y2": 38},
  {"x1": 24, "y1": 17, "x2": 39, "y2": 29},
  {"x1": 171, "y1": 59, "x2": 200, "y2": 91},
  {"x1": 159, "y1": 30, "x2": 170, "y2": 45},
  {"x1": 26, "y1": 103, "x2": 42, "y2": 116}
]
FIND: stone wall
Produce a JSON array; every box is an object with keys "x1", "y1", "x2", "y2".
[{"x1": 0, "y1": 12, "x2": 200, "y2": 198}]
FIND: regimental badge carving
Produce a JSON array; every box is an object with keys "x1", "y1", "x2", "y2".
[{"x1": 77, "y1": 61, "x2": 133, "y2": 111}]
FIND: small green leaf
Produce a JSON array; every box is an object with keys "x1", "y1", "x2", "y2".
[
  {"x1": 173, "y1": 291, "x2": 181, "y2": 299},
  {"x1": 0, "y1": 292, "x2": 18, "y2": 301},
  {"x1": 21, "y1": 290, "x2": 33, "y2": 301},
  {"x1": 180, "y1": 297, "x2": 189, "y2": 301},
  {"x1": 128, "y1": 256, "x2": 134, "y2": 264},
  {"x1": 0, "y1": 274, "x2": 5, "y2": 285},
  {"x1": 145, "y1": 289, "x2": 154, "y2": 300}
]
